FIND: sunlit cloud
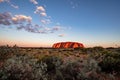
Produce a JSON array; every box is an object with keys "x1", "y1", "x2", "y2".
[
  {"x1": 34, "y1": 5, "x2": 52, "y2": 26},
  {"x1": 34, "y1": 6, "x2": 45, "y2": 13},
  {"x1": 34, "y1": 6, "x2": 48, "y2": 17},
  {"x1": 40, "y1": 12, "x2": 47, "y2": 17},
  {"x1": 0, "y1": 0, "x2": 4, "y2": 3},
  {"x1": 0, "y1": 12, "x2": 63, "y2": 34},
  {"x1": 0, "y1": 0, "x2": 67, "y2": 36},
  {"x1": 12, "y1": 15, "x2": 32, "y2": 24},
  {"x1": 30, "y1": 0, "x2": 38, "y2": 5},
  {"x1": 37, "y1": 6, "x2": 45, "y2": 12}
]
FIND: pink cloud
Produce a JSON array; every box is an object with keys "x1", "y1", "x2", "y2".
[
  {"x1": 12, "y1": 15, "x2": 32, "y2": 24},
  {"x1": 30, "y1": 0, "x2": 38, "y2": 5}
]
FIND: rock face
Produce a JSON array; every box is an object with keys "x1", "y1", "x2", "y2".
[{"x1": 52, "y1": 42, "x2": 84, "y2": 48}]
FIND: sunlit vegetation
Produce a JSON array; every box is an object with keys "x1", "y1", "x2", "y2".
[{"x1": 0, "y1": 45, "x2": 120, "y2": 80}]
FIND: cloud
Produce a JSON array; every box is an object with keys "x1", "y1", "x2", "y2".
[
  {"x1": 34, "y1": 5, "x2": 51, "y2": 25},
  {"x1": 41, "y1": 19, "x2": 51, "y2": 25},
  {"x1": 0, "y1": 0, "x2": 19, "y2": 9},
  {"x1": 0, "y1": 12, "x2": 33, "y2": 30},
  {"x1": 0, "y1": 0, "x2": 67, "y2": 36},
  {"x1": 37, "y1": 6, "x2": 45, "y2": 12},
  {"x1": 30, "y1": 0, "x2": 38, "y2": 5},
  {"x1": 58, "y1": 34, "x2": 65, "y2": 37},
  {"x1": 40, "y1": 12, "x2": 47, "y2": 17},
  {"x1": 52, "y1": 26, "x2": 61, "y2": 31},
  {"x1": 67, "y1": 0, "x2": 79, "y2": 9},
  {"x1": 10, "y1": 3, "x2": 19, "y2": 9},
  {"x1": 0, "y1": 0, "x2": 4, "y2": 3},
  {"x1": 34, "y1": 6, "x2": 45, "y2": 13},
  {"x1": 17, "y1": 24, "x2": 63, "y2": 34},
  {"x1": 34, "y1": 6, "x2": 48, "y2": 17},
  {"x1": 0, "y1": 12, "x2": 63, "y2": 34},
  {"x1": 12, "y1": 15, "x2": 32, "y2": 24},
  {"x1": 0, "y1": 12, "x2": 12, "y2": 25}
]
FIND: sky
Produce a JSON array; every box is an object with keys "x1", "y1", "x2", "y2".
[{"x1": 0, "y1": 0, "x2": 120, "y2": 47}]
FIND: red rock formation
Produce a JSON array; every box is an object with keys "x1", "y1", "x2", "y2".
[{"x1": 52, "y1": 42, "x2": 84, "y2": 48}]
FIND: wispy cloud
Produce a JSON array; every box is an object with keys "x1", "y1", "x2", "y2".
[
  {"x1": 9, "y1": 3, "x2": 19, "y2": 9},
  {"x1": 30, "y1": 0, "x2": 38, "y2": 5},
  {"x1": 52, "y1": 26, "x2": 61, "y2": 31},
  {"x1": 32, "y1": 1, "x2": 63, "y2": 33},
  {"x1": 0, "y1": 0, "x2": 67, "y2": 36},
  {"x1": 67, "y1": 0, "x2": 79, "y2": 9},
  {"x1": 0, "y1": 0, "x2": 19, "y2": 9},
  {"x1": 41, "y1": 19, "x2": 51, "y2": 25},
  {"x1": 0, "y1": 12, "x2": 63, "y2": 34}
]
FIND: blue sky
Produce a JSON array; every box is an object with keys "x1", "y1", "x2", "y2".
[{"x1": 0, "y1": 0, "x2": 120, "y2": 47}]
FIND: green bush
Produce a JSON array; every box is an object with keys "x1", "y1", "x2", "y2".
[
  {"x1": 0, "y1": 54, "x2": 48, "y2": 80},
  {"x1": 0, "y1": 45, "x2": 12, "y2": 61},
  {"x1": 0, "y1": 45, "x2": 118, "y2": 80},
  {"x1": 0, "y1": 45, "x2": 21, "y2": 61},
  {"x1": 59, "y1": 58, "x2": 101, "y2": 80},
  {"x1": 98, "y1": 52, "x2": 120, "y2": 74},
  {"x1": 39, "y1": 55, "x2": 63, "y2": 73}
]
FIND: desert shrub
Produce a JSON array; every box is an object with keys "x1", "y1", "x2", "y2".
[
  {"x1": 74, "y1": 48, "x2": 97, "y2": 54},
  {"x1": 0, "y1": 45, "x2": 13, "y2": 61},
  {"x1": 93, "y1": 46, "x2": 105, "y2": 52},
  {"x1": 98, "y1": 51, "x2": 120, "y2": 75},
  {"x1": 64, "y1": 53, "x2": 70, "y2": 57},
  {"x1": 89, "y1": 48, "x2": 109, "y2": 61},
  {"x1": 62, "y1": 57, "x2": 115, "y2": 80},
  {"x1": 0, "y1": 45, "x2": 22, "y2": 61},
  {"x1": 74, "y1": 48, "x2": 87, "y2": 54},
  {"x1": 116, "y1": 47, "x2": 120, "y2": 53},
  {"x1": 59, "y1": 58, "x2": 101, "y2": 80},
  {"x1": 0, "y1": 54, "x2": 48, "y2": 80},
  {"x1": 38, "y1": 55, "x2": 63, "y2": 80},
  {"x1": 39, "y1": 55, "x2": 63, "y2": 73}
]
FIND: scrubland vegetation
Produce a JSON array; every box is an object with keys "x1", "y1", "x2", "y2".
[{"x1": 0, "y1": 45, "x2": 120, "y2": 80}]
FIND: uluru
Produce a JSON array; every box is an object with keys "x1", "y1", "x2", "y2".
[{"x1": 52, "y1": 42, "x2": 84, "y2": 48}]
